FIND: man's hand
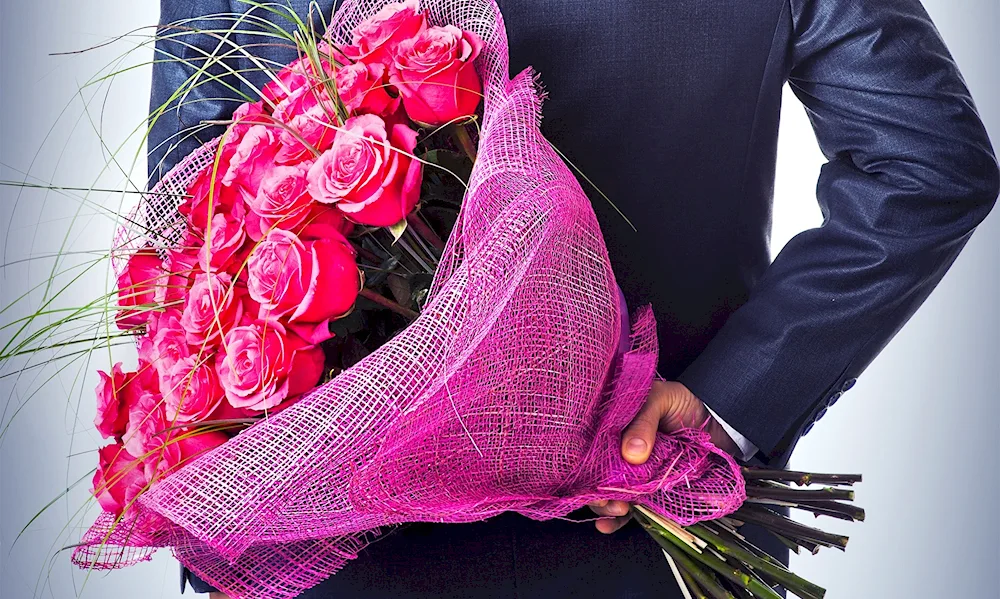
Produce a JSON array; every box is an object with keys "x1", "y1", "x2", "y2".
[{"x1": 589, "y1": 380, "x2": 738, "y2": 534}]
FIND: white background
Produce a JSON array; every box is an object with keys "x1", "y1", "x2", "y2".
[{"x1": 1, "y1": 1, "x2": 998, "y2": 598}]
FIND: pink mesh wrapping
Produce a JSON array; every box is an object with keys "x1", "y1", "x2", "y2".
[{"x1": 74, "y1": 1, "x2": 746, "y2": 596}]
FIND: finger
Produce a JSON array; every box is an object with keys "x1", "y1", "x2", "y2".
[
  {"x1": 587, "y1": 499, "x2": 609, "y2": 509},
  {"x1": 595, "y1": 514, "x2": 631, "y2": 534},
  {"x1": 621, "y1": 393, "x2": 667, "y2": 465},
  {"x1": 589, "y1": 500, "x2": 630, "y2": 518}
]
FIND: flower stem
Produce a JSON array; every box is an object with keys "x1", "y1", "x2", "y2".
[
  {"x1": 406, "y1": 213, "x2": 445, "y2": 251},
  {"x1": 734, "y1": 506, "x2": 849, "y2": 550},
  {"x1": 451, "y1": 123, "x2": 478, "y2": 162},
  {"x1": 359, "y1": 288, "x2": 419, "y2": 320},
  {"x1": 634, "y1": 509, "x2": 785, "y2": 599},
  {"x1": 741, "y1": 468, "x2": 862, "y2": 486},
  {"x1": 655, "y1": 534, "x2": 735, "y2": 599},
  {"x1": 745, "y1": 485, "x2": 854, "y2": 503},
  {"x1": 687, "y1": 524, "x2": 826, "y2": 599}
]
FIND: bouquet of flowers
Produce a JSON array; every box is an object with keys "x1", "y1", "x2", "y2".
[{"x1": 6, "y1": 1, "x2": 863, "y2": 598}]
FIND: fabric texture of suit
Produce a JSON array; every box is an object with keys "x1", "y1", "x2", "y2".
[{"x1": 147, "y1": 0, "x2": 998, "y2": 596}]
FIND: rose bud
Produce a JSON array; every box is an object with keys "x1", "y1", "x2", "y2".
[
  {"x1": 307, "y1": 114, "x2": 423, "y2": 226},
  {"x1": 116, "y1": 249, "x2": 163, "y2": 330},
  {"x1": 245, "y1": 162, "x2": 315, "y2": 240},
  {"x1": 179, "y1": 271, "x2": 244, "y2": 346},
  {"x1": 337, "y1": 61, "x2": 400, "y2": 117},
  {"x1": 247, "y1": 228, "x2": 360, "y2": 327},
  {"x1": 161, "y1": 354, "x2": 226, "y2": 423},
  {"x1": 389, "y1": 25, "x2": 484, "y2": 127},
  {"x1": 216, "y1": 320, "x2": 325, "y2": 412},
  {"x1": 92, "y1": 443, "x2": 147, "y2": 517},
  {"x1": 94, "y1": 362, "x2": 132, "y2": 439},
  {"x1": 343, "y1": 0, "x2": 427, "y2": 66}
]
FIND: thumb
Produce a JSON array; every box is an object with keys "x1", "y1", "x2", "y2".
[{"x1": 621, "y1": 385, "x2": 673, "y2": 465}]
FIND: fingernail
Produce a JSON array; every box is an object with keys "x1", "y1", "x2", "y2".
[{"x1": 625, "y1": 438, "x2": 647, "y2": 455}]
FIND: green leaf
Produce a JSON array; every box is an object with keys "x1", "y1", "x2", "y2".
[{"x1": 388, "y1": 219, "x2": 407, "y2": 243}]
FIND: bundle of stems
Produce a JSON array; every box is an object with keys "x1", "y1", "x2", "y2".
[{"x1": 633, "y1": 467, "x2": 863, "y2": 599}]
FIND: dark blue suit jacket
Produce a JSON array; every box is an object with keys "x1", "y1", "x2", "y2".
[{"x1": 149, "y1": 1, "x2": 998, "y2": 596}]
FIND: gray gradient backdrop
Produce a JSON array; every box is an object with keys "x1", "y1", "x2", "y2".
[{"x1": 1, "y1": 1, "x2": 997, "y2": 598}]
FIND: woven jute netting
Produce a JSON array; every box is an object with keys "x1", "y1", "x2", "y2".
[{"x1": 75, "y1": 1, "x2": 745, "y2": 596}]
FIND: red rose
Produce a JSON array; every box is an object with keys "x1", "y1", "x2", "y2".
[
  {"x1": 245, "y1": 162, "x2": 315, "y2": 240},
  {"x1": 179, "y1": 272, "x2": 243, "y2": 346},
  {"x1": 199, "y1": 210, "x2": 248, "y2": 272},
  {"x1": 246, "y1": 228, "x2": 359, "y2": 328},
  {"x1": 116, "y1": 249, "x2": 163, "y2": 330},
  {"x1": 337, "y1": 61, "x2": 399, "y2": 117},
  {"x1": 216, "y1": 320, "x2": 325, "y2": 412},
  {"x1": 273, "y1": 85, "x2": 338, "y2": 165},
  {"x1": 222, "y1": 124, "x2": 280, "y2": 201},
  {"x1": 122, "y1": 385, "x2": 166, "y2": 459},
  {"x1": 262, "y1": 51, "x2": 334, "y2": 108},
  {"x1": 343, "y1": 0, "x2": 427, "y2": 66},
  {"x1": 143, "y1": 429, "x2": 229, "y2": 484},
  {"x1": 389, "y1": 25, "x2": 484, "y2": 127},
  {"x1": 94, "y1": 363, "x2": 131, "y2": 439},
  {"x1": 306, "y1": 114, "x2": 423, "y2": 226},
  {"x1": 154, "y1": 247, "x2": 199, "y2": 308},
  {"x1": 181, "y1": 159, "x2": 244, "y2": 233},
  {"x1": 92, "y1": 443, "x2": 147, "y2": 516},
  {"x1": 162, "y1": 354, "x2": 226, "y2": 423}
]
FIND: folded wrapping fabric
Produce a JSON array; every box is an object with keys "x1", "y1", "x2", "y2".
[{"x1": 73, "y1": 1, "x2": 744, "y2": 597}]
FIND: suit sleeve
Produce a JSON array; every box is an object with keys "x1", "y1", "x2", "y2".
[
  {"x1": 147, "y1": 0, "x2": 242, "y2": 185},
  {"x1": 677, "y1": 0, "x2": 999, "y2": 464}
]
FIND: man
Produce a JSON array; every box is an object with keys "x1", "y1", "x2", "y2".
[{"x1": 148, "y1": 0, "x2": 998, "y2": 597}]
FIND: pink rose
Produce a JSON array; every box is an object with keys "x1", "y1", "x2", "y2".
[
  {"x1": 181, "y1": 159, "x2": 244, "y2": 233},
  {"x1": 336, "y1": 61, "x2": 399, "y2": 117},
  {"x1": 93, "y1": 443, "x2": 148, "y2": 516},
  {"x1": 228, "y1": 101, "x2": 267, "y2": 142},
  {"x1": 306, "y1": 114, "x2": 423, "y2": 226},
  {"x1": 343, "y1": 0, "x2": 427, "y2": 66},
  {"x1": 297, "y1": 203, "x2": 355, "y2": 240},
  {"x1": 122, "y1": 385, "x2": 167, "y2": 458},
  {"x1": 116, "y1": 249, "x2": 163, "y2": 330},
  {"x1": 222, "y1": 124, "x2": 279, "y2": 200},
  {"x1": 149, "y1": 311, "x2": 193, "y2": 387},
  {"x1": 216, "y1": 320, "x2": 325, "y2": 411},
  {"x1": 389, "y1": 25, "x2": 484, "y2": 127},
  {"x1": 161, "y1": 354, "x2": 225, "y2": 423},
  {"x1": 94, "y1": 363, "x2": 131, "y2": 438},
  {"x1": 262, "y1": 52, "x2": 335, "y2": 109},
  {"x1": 199, "y1": 211, "x2": 248, "y2": 272},
  {"x1": 179, "y1": 272, "x2": 243, "y2": 345},
  {"x1": 273, "y1": 85, "x2": 338, "y2": 165},
  {"x1": 247, "y1": 229, "x2": 359, "y2": 326},
  {"x1": 245, "y1": 162, "x2": 315, "y2": 240},
  {"x1": 154, "y1": 247, "x2": 200, "y2": 308}
]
